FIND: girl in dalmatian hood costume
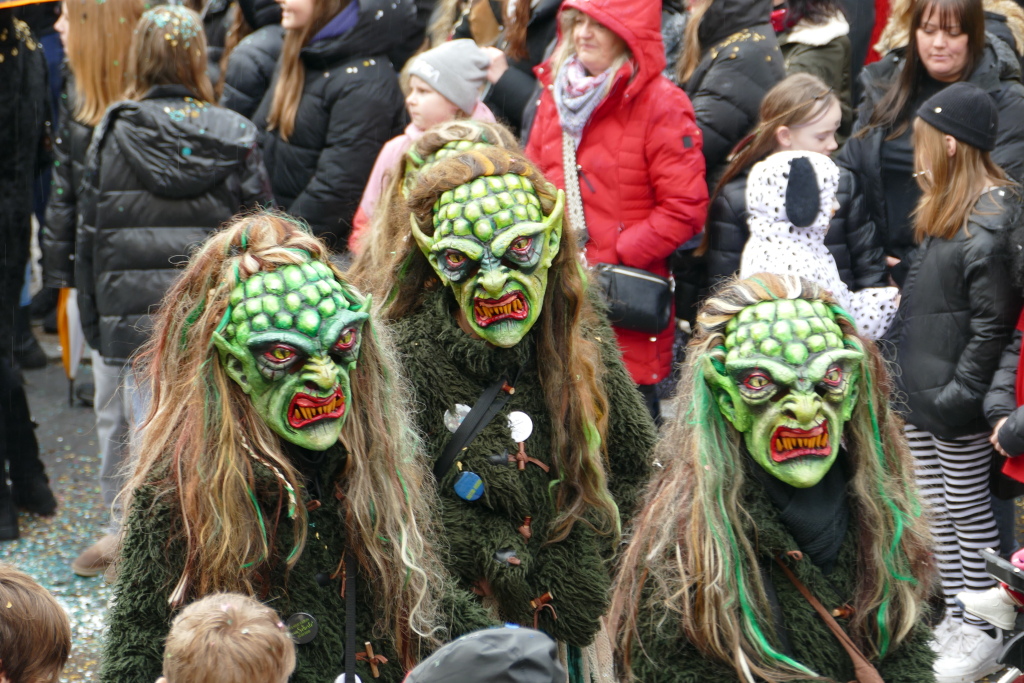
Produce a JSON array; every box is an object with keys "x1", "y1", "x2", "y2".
[{"x1": 739, "y1": 150, "x2": 900, "y2": 339}]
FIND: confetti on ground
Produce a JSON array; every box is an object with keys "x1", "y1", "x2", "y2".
[{"x1": 1, "y1": 345, "x2": 108, "y2": 683}]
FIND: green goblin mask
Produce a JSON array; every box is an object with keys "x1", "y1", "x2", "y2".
[
  {"x1": 213, "y1": 260, "x2": 370, "y2": 451},
  {"x1": 403, "y1": 139, "x2": 491, "y2": 196},
  {"x1": 703, "y1": 299, "x2": 863, "y2": 488},
  {"x1": 411, "y1": 173, "x2": 564, "y2": 348}
]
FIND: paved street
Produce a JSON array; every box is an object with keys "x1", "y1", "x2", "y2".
[{"x1": 0, "y1": 332, "x2": 109, "y2": 682}]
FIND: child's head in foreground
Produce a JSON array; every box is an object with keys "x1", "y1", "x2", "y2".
[
  {"x1": 0, "y1": 563, "x2": 71, "y2": 683},
  {"x1": 157, "y1": 593, "x2": 296, "y2": 683}
]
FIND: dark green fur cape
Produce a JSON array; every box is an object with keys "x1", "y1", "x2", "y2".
[
  {"x1": 630, "y1": 480, "x2": 938, "y2": 682},
  {"x1": 391, "y1": 288, "x2": 656, "y2": 648},
  {"x1": 100, "y1": 447, "x2": 495, "y2": 682}
]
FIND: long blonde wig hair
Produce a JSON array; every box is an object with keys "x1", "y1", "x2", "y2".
[
  {"x1": 912, "y1": 117, "x2": 1015, "y2": 241},
  {"x1": 124, "y1": 212, "x2": 443, "y2": 665},
  {"x1": 386, "y1": 148, "x2": 621, "y2": 542},
  {"x1": 62, "y1": 0, "x2": 147, "y2": 125},
  {"x1": 266, "y1": 0, "x2": 352, "y2": 140},
  {"x1": 346, "y1": 119, "x2": 520, "y2": 302},
  {"x1": 609, "y1": 273, "x2": 933, "y2": 682}
]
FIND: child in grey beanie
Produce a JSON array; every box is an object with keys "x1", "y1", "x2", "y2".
[
  {"x1": 406, "y1": 39, "x2": 492, "y2": 116},
  {"x1": 350, "y1": 39, "x2": 497, "y2": 252}
]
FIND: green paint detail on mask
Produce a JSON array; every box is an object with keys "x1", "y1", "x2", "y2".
[
  {"x1": 403, "y1": 139, "x2": 493, "y2": 196},
  {"x1": 213, "y1": 261, "x2": 370, "y2": 451},
  {"x1": 706, "y1": 299, "x2": 864, "y2": 488},
  {"x1": 411, "y1": 172, "x2": 565, "y2": 348}
]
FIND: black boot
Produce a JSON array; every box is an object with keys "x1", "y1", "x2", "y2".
[
  {"x1": 12, "y1": 475, "x2": 57, "y2": 516},
  {"x1": 0, "y1": 479, "x2": 18, "y2": 541},
  {"x1": 0, "y1": 358, "x2": 55, "y2": 517},
  {"x1": 13, "y1": 306, "x2": 46, "y2": 369}
]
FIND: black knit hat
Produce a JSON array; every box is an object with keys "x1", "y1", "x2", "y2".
[{"x1": 917, "y1": 82, "x2": 998, "y2": 151}]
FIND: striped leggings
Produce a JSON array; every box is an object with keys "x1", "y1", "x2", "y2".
[{"x1": 905, "y1": 424, "x2": 999, "y2": 627}]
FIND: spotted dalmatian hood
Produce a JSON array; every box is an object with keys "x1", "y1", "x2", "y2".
[{"x1": 745, "y1": 150, "x2": 840, "y2": 244}]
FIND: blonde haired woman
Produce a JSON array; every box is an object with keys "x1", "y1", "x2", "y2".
[
  {"x1": 101, "y1": 214, "x2": 494, "y2": 682},
  {"x1": 525, "y1": 0, "x2": 707, "y2": 423},
  {"x1": 253, "y1": 0, "x2": 415, "y2": 249},
  {"x1": 41, "y1": 0, "x2": 147, "y2": 575},
  {"x1": 890, "y1": 82, "x2": 1021, "y2": 682}
]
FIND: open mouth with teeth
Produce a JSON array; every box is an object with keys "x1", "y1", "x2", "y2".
[
  {"x1": 770, "y1": 422, "x2": 831, "y2": 463},
  {"x1": 288, "y1": 389, "x2": 346, "y2": 429},
  {"x1": 473, "y1": 291, "x2": 529, "y2": 327}
]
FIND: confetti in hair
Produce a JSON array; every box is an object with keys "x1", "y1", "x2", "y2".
[{"x1": 141, "y1": 4, "x2": 201, "y2": 48}]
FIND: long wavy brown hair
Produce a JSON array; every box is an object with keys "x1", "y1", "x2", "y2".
[
  {"x1": 266, "y1": 0, "x2": 352, "y2": 140},
  {"x1": 385, "y1": 147, "x2": 620, "y2": 541},
  {"x1": 123, "y1": 212, "x2": 444, "y2": 665},
  {"x1": 62, "y1": 0, "x2": 147, "y2": 125},
  {"x1": 609, "y1": 273, "x2": 933, "y2": 682},
  {"x1": 346, "y1": 119, "x2": 520, "y2": 301}
]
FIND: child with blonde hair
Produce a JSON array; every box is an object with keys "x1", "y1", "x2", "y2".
[
  {"x1": 0, "y1": 563, "x2": 71, "y2": 683},
  {"x1": 157, "y1": 593, "x2": 295, "y2": 683}
]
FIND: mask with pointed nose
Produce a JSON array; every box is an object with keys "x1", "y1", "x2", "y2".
[{"x1": 703, "y1": 298, "x2": 863, "y2": 487}]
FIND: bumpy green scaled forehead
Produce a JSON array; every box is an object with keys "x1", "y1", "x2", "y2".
[
  {"x1": 723, "y1": 299, "x2": 846, "y2": 366},
  {"x1": 432, "y1": 173, "x2": 544, "y2": 244},
  {"x1": 406, "y1": 140, "x2": 492, "y2": 192},
  {"x1": 221, "y1": 261, "x2": 364, "y2": 343}
]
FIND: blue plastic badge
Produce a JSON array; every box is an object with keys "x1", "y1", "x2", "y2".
[{"x1": 454, "y1": 471, "x2": 485, "y2": 501}]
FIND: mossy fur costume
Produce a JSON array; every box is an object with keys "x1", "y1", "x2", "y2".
[
  {"x1": 387, "y1": 147, "x2": 656, "y2": 657},
  {"x1": 100, "y1": 215, "x2": 493, "y2": 683},
  {"x1": 610, "y1": 274, "x2": 935, "y2": 683}
]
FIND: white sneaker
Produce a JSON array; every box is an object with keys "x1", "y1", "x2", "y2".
[
  {"x1": 957, "y1": 587, "x2": 1020, "y2": 631},
  {"x1": 931, "y1": 613, "x2": 959, "y2": 653},
  {"x1": 934, "y1": 623, "x2": 1003, "y2": 683}
]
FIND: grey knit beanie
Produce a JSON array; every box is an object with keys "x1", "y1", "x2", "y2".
[
  {"x1": 407, "y1": 39, "x2": 490, "y2": 115},
  {"x1": 917, "y1": 82, "x2": 999, "y2": 151}
]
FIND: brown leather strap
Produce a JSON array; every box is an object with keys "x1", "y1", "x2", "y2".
[{"x1": 773, "y1": 555, "x2": 884, "y2": 683}]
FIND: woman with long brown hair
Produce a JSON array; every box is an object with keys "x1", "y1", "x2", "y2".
[
  {"x1": 40, "y1": 0, "x2": 146, "y2": 576},
  {"x1": 889, "y1": 82, "x2": 1021, "y2": 682},
  {"x1": 100, "y1": 213, "x2": 493, "y2": 682},
  {"x1": 384, "y1": 146, "x2": 655, "y2": 681},
  {"x1": 837, "y1": 0, "x2": 1024, "y2": 286},
  {"x1": 251, "y1": 0, "x2": 414, "y2": 249},
  {"x1": 609, "y1": 273, "x2": 935, "y2": 682}
]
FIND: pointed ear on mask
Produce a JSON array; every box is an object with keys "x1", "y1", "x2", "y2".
[
  {"x1": 212, "y1": 331, "x2": 252, "y2": 395},
  {"x1": 785, "y1": 156, "x2": 821, "y2": 228},
  {"x1": 540, "y1": 189, "x2": 565, "y2": 269},
  {"x1": 409, "y1": 214, "x2": 450, "y2": 286},
  {"x1": 702, "y1": 355, "x2": 751, "y2": 432}
]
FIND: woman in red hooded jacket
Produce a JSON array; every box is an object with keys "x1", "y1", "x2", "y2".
[{"x1": 525, "y1": 0, "x2": 708, "y2": 422}]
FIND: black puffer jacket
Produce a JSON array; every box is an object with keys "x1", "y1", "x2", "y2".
[
  {"x1": 253, "y1": 0, "x2": 410, "y2": 248},
  {"x1": 221, "y1": 24, "x2": 283, "y2": 120},
  {"x1": 705, "y1": 166, "x2": 887, "y2": 291},
  {"x1": 683, "y1": 0, "x2": 785, "y2": 187},
  {"x1": 0, "y1": 13, "x2": 50, "y2": 350},
  {"x1": 40, "y1": 69, "x2": 93, "y2": 288},
  {"x1": 78, "y1": 85, "x2": 272, "y2": 362},
  {"x1": 837, "y1": 40, "x2": 1024, "y2": 283},
  {"x1": 891, "y1": 190, "x2": 1022, "y2": 439}
]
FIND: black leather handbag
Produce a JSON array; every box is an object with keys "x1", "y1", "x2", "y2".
[
  {"x1": 561, "y1": 132, "x2": 674, "y2": 335},
  {"x1": 593, "y1": 263, "x2": 674, "y2": 334}
]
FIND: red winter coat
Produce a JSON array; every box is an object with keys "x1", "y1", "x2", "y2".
[{"x1": 525, "y1": 0, "x2": 708, "y2": 386}]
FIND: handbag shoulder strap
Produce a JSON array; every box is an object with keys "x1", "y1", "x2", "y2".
[
  {"x1": 433, "y1": 367, "x2": 522, "y2": 480},
  {"x1": 561, "y1": 131, "x2": 589, "y2": 244},
  {"x1": 773, "y1": 555, "x2": 884, "y2": 683}
]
